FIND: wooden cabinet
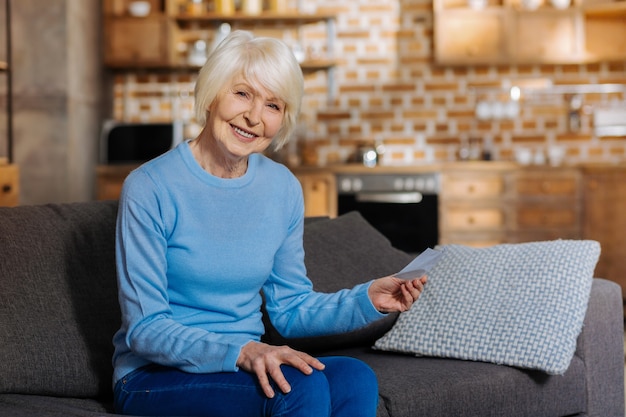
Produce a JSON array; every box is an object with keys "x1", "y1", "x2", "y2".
[
  {"x1": 102, "y1": 0, "x2": 337, "y2": 83},
  {"x1": 512, "y1": 9, "x2": 583, "y2": 63},
  {"x1": 440, "y1": 164, "x2": 582, "y2": 247},
  {"x1": 96, "y1": 165, "x2": 135, "y2": 201},
  {"x1": 439, "y1": 163, "x2": 514, "y2": 247},
  {"x1": 584, "y1": 3, "x2": 626, "y2": 61},
  {"x1": 582, "y1": 165, "x2": 626, "y2": 296},
  {"x1": 434, "y1": 9, "x2": 508, "y2": 64},
  {"x1": 433, "y1": 0, "x2": 626, "y2": 64},
  {"x1": 0, "y1": 164, "x2": 19, "y2": 207},
  {"x1": 104, "y1": 16, "x2": 171, "y2": 67},
  {"x1": 294, "y1": 170, "x2": 337, "y2": 218},
  {"x1": 511, "y1": 167, "x2": 582, "y2": 242}
]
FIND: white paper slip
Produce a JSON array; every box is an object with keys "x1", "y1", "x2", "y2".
[{"x1": 393, "y1": 247, "x2": 445, "y2": 280}]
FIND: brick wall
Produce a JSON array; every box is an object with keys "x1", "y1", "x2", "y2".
[{"x1": 112, "y1": 0, "x2": 626, "y2": 167}]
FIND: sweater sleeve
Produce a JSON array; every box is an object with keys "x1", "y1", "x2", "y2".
[
  {"x1": 116, "y1": 171, "x2": 245, "y2": 373},
  {"x1": 262, "y1": 181, "x2": 386, "y2": 338}
]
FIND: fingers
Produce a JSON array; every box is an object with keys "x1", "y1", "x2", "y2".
[
  {"x1": 255, "y1": 367, "x2": 276, "y2": 398},
  {"x1": 240, "y1": 342, "x2": 324, "y2": 398},
  {"x1": 399, "y1": 277, "x2": 428, "y2": 310}
]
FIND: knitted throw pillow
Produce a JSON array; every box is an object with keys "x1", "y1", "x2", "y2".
[{"x1": 374, "y1": 240, "x2": 600, "y2": 375}]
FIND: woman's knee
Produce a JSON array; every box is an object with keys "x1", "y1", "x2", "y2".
[
  {"x1": 273, "y1": 365, "x2": 332, "y2": 416},
  {"x1": 321, "y1": 356, "x2": 378, "y2": 391},
  {"x1": 319, "y1": 356, "x2": 379, "y2": 416}
]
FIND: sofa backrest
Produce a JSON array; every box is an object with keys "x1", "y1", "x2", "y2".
[{"x1": 0, "y1": 201, "x2": 120, "y2": 399}]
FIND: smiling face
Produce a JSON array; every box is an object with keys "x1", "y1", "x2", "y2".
[{"x1": 205, "y1": 75, "x2": 285, "y2": 164}]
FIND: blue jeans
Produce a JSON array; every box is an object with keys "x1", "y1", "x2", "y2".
[{"x1": 113, "y1": 356, "x2": 378, "y2": 417}]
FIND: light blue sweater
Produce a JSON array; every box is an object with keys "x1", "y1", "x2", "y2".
[{"x1": 112, "y1": 141, "x2": 384, "y2": 384}]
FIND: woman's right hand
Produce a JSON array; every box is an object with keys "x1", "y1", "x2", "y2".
[{"x1": 236, "y1": 341, "x2": 326, "y2": 398}]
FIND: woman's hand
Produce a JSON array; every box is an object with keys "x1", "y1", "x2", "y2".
[
  {"x1": 236, "y1": 341, "x2": 326, "y2": 398},
  {"x1": 368, "y1": 275, "x2": 428, "y2": 313}
]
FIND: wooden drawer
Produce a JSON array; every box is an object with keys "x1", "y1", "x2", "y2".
[
  {"x1": 515, "y1": 206, "x2": 579, "y2": 229},
  {"x1": 444, "y1": 207, "x2": 505, "y2": 231},
  {"x1": 442, "y1": 175, "x2": 505, "y2": 199},
  {"x1": 516, "y1": 178, "x2": 579, "y2": 197},
  {"x1": 514, "y1": 169, "x2": 580, "y2": 198},
  {"x1": 0, "y1": 164, "x2": 19, "y2": 207}
]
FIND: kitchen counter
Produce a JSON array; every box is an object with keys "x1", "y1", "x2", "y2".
[{"x1": 291, "y1": 161, "x2": 518, "y2": 175}]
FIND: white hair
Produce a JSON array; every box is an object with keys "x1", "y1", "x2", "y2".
[{"x1": 194, "y1": 30, "x2": 304, "y2": 150}]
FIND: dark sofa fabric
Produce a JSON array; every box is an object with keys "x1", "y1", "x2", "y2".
[
  {"x1": 0, "y1": 201, "x2": 624, "y2": 417},
  {"x1": 0, "y1": 201, "x2": 120, "y2": 399}
]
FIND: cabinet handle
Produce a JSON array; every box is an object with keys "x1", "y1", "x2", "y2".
[
  {"x1": 467, "y1": 185, "x2": 475, "y2": 194},
  {"x1": 467, "y1": 216, "x2": 475, "y2": 225},
  {"x1": 1, "y1": 184, "x2": 11, "y2": 193}
]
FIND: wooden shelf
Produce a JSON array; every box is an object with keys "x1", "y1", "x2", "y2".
[
  {"x1": 584, "y1": 1, "x2": 626, "y2": 16},
  {"x1": 174, "y1": 12, "x2": 335, "y2": 24},
  {"x1": 105, "y1": 59, "x2": 336, "y2": 72}
]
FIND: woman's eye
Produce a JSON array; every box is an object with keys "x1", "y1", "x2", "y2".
[
  {"x1": 268, "y1": 103, "x2": 281, "y2": 111},
  {"x1": 236, "y1": 90, "x2": 249, "y2": 98}
]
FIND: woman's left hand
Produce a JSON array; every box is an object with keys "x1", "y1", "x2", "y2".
[{"x1": 368, "y1": 275, "x2": 428, "y2": 313}]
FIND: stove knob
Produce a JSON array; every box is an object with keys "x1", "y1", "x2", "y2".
[
  {"x1": 340, "y1": 178, "x2": 352, "y2": 192},
  {"x1": 393, "y1": 178, "x2": 404, "y2": 191},
  {"x1": 425, "y1": 177, "x2": 436, "y2": 192},
  {"x1": 352, "y1": 178, "x2": 363, "y2": 192}
]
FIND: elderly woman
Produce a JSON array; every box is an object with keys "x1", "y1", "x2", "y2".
[{"x1": 112, "y1": 30, "x2": 427, "y2": 417}]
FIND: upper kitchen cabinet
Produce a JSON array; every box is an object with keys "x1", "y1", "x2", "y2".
[
  {"x1": 512, "y1": 7, "x2": 583, "y2": 63},
  {"x1": 104, "y1": 0, "x2": 172, "y2": 67},
  {"x1": 433, "y1": 0, "x2": 626, "y2": 64},
  {"x1": 103, "y1": 0, "x2": 337, "y2": 73},
  {"x1": 433, "y1": 0, "x2": 510, "y2": 64},
  {"x1": 584, "y1": 1, "x2": 626, "y2": 61},
  {"x1": 104, "y1": 16, "x2": 172, "y2": 67}
]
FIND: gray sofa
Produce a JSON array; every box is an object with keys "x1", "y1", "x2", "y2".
[{"x1": 0, "y1": 200, "x2": 623, "y2": 417}]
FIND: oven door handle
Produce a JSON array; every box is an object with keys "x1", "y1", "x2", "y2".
[{"x1": 355, "y1": 191, "x2": 423, "y2": 204}]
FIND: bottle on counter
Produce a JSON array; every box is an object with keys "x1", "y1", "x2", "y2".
[
  {"x1": 215, "y1": 0, "x2": 235, "y2": 15},
  {"x1": 187, "y1": 0, "x2": 204, "y2": 15},
  {"x1": 481, "y1": 137, "x2": 493, "y2": 161},
  {"x1": 241, "y1": 0, "x2": 262, "y2": 14},
  {"x1": 269, "y1": 0, "x2": 288, "y2": 13}
]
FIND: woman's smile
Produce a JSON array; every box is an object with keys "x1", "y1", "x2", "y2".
[{"x1": 231, "y1": 124, "x2": 258, "y2": 141}]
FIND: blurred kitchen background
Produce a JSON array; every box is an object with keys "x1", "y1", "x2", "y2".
[{"x1": 0, "y1": 0, "x2": 624, "y2": 205}]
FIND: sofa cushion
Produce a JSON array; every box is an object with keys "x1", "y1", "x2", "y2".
[
  {"x1": 262, "y1": 211, "x2": 414, "y2": 352},
  {"x1": 374, "y1": 240, "x2": 600, "y2": 375},
  {"x1": 324, "y1": 346, "x2": 586, "y2": 417},
  {"x1": 0, "y1": 201, "x2": 120, "y2": 398}
]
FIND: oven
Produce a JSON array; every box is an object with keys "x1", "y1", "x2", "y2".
[{"x1": 336, "y1": 172, "x2": 440, "y2": 254}]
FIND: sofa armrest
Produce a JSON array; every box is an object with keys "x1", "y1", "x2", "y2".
[{"x1": 576, "y1": 278, "x2": 624, "y2": 417}]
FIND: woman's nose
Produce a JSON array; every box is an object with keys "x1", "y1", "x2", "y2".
[{"x1": 244, "y1": 100, "x2": 262, "y2": 126}]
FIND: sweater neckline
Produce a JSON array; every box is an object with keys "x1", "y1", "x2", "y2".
[{"x1": 179, "y1": 139, "x2": 258, "y2": 188}]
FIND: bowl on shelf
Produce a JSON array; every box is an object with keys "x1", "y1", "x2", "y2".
[
  {"x1": 521, "y1": 0, "x2": 543, "y2": 10},
  {"x1": 468, "y1": 0, "x2": 488, "y2": 10},
  {"x1": 550, "y1": 0, "x2": 571, "y2": 9},
  {"x1": 128, "y1": 1, "x2": 151, "y2": 17}
]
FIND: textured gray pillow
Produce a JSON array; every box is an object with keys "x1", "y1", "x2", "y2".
[
  {"x1": 375, "y1": 240, "x2": 600, "y2": 374},
  {"x1": 262, "y1": 211, "x2": 414, "y2": 353},
  {"x1": 0, "y1": 201, "x2": 120, "y2": 398}
]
